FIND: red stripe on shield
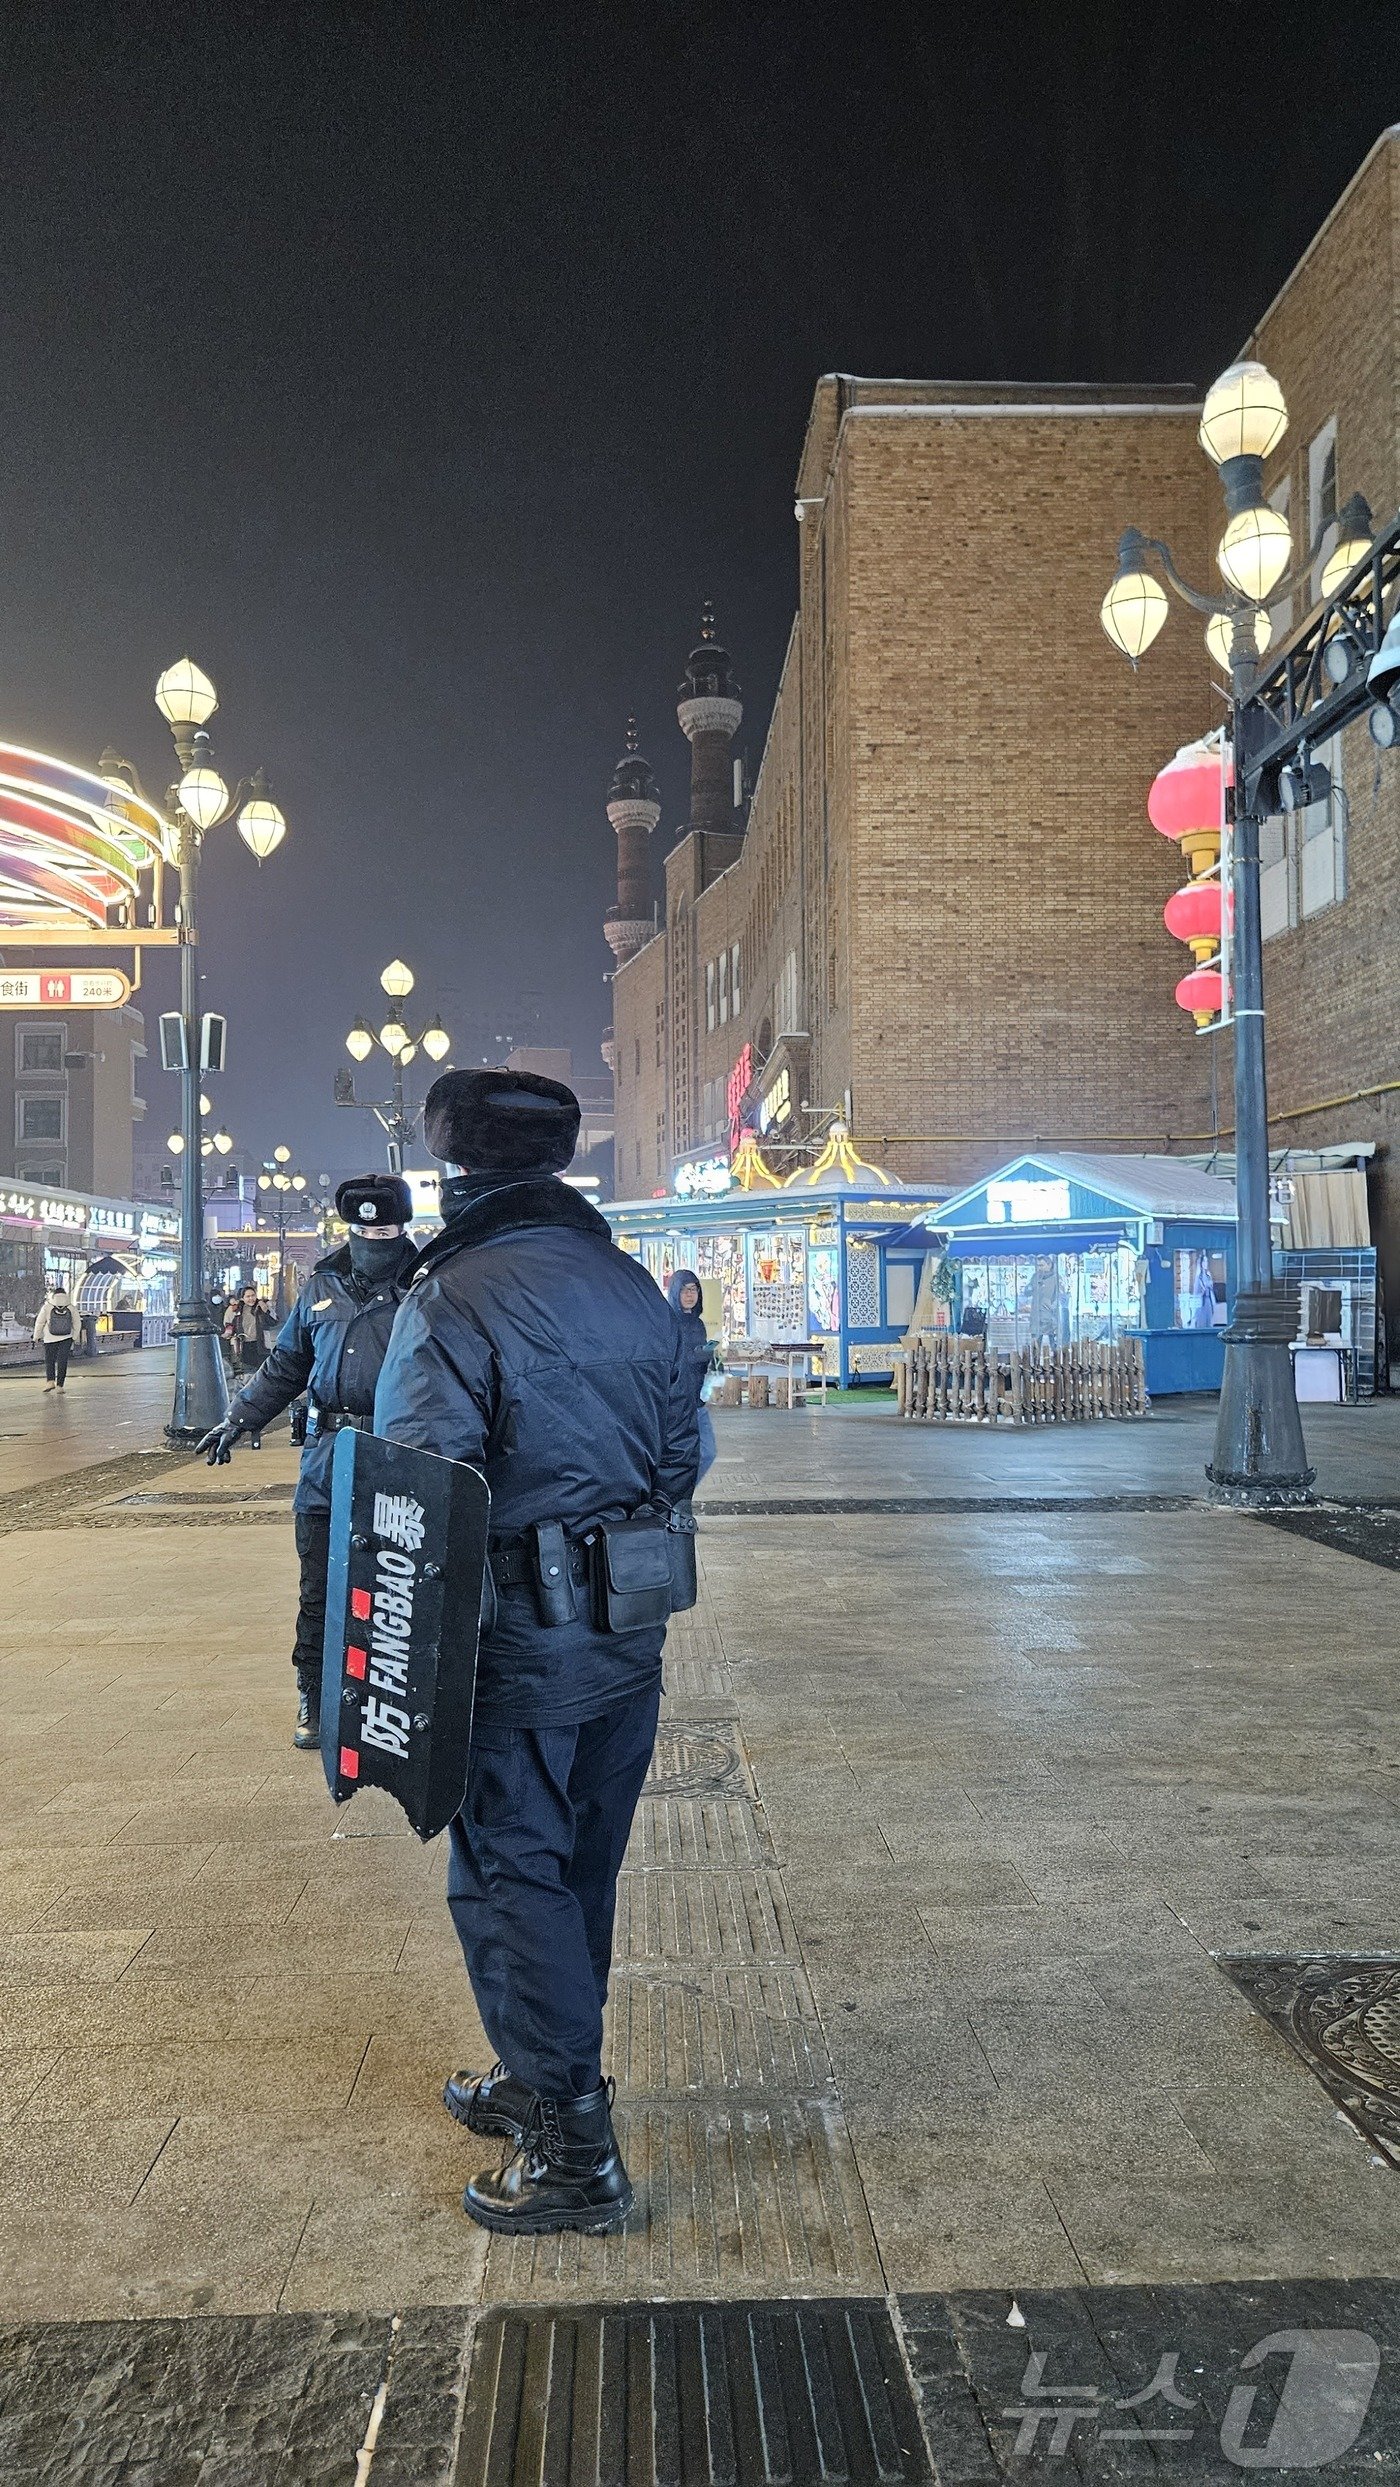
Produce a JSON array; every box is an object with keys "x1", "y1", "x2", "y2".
[
  {"x1": 340, "y1": 1746, "x2": 360, "y2": 1780},
  {"x1": 346, "y1": 1643, "x2": 368, "y2": 1679}
]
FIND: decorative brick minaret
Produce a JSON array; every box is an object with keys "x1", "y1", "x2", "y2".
[
  {"x1": 602, "y1": 716, "x2": 660, "y2": 1072},
  {"x1": 677, "y1": 603, "x2": 742, "y2": 836}
]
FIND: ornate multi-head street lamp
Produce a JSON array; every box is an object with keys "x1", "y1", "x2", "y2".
[
  {"x1": 343, "y1": 959, "x2": 450, "y2": 1171},
  {"x1": 256, "y1": 1143, "x2": 310, "y2": 1316},
  {"x1": 103, "y1": 660, "x2": 288, "y2": 1443},
  {"x1": 1102, "y1": 360, "x2": 1399, "y2": 1504}
]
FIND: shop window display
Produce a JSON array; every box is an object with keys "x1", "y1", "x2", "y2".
[
  {"x1": 960, "y1": 1247, "x2": 1144, "y2": 1352},
  {"x1": 1174, "y1": 1248, "x2": 1227, "y2": 1329}
]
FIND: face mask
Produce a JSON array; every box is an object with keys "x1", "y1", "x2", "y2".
[{"x1": 349, "y1": 1232, "x2": 403, "y2": 1280}]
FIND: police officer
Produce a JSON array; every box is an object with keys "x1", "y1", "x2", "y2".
[
  {"x1": 197, "y1": 1174, "x2": 416, "y2": 1748},
  {"x1": 374, "y1": 1069, "x2": 699, "y2": 2237}
]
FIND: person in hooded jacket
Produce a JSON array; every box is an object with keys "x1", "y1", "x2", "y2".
[
  {"x1": 666, "y1": 1268, "x2": 718, "y2": 1481},
  {"x1": 374, "y1": 1068, "x2": 699, "y2": 2240},
  {"x1": 196, "y1": 1175, "x2": 416, "y2": 1748}
]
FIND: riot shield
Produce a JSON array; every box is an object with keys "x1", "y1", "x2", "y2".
[{"x1": 321, "y1": 1430, "x2": 490, "y2": 1839}]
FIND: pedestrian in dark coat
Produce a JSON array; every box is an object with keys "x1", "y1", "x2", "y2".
[
  {"x1": 667, "y1": 1267, "x2": 718, "y2": 1480},
  {"x1": 374, "y1": 1067, "x2": 699, "y2": 2238},
  {"x1": 196, "y1": 1176, "x2": 416, "y2": 1748}
]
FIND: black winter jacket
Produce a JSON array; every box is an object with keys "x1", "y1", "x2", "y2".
[
  {"x1": 374, "y1": 1178, "x2": 700, "y2": 1726},
  {"x1": 229, "y1": 1240, "x2": 415, "y2": 1514}
]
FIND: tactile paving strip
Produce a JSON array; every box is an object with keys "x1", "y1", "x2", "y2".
[
  {"x1": 482, "y1": 2098, "x2": 884, "y2": 2300},
  {"x1": 613, "y1": 1867, "x2": 795, "y2": 1963},
  {"x1": 626, "y1": 1795, "x2": 775, "y2": 1870},
  {"x1": 455, "y1": 2298, "x2": 932, "y2": 2484},
  {"x1": 604, "y1": 1964, "x2": 835, "y2": 2096}
]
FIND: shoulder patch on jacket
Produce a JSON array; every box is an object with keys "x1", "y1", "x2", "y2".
[{"x1": 312, "y1": 1297, "x2": 334, "y2": 1312}]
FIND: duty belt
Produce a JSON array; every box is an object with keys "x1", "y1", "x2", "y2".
[
  {"x1": 489, "y1": 1533, "x2": 590, "y2": 1591},
  {"x1": 309, "y1": 1408, "x2": 370, "y2": 1436}
]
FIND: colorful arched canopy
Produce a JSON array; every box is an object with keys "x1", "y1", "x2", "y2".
[{"x1": 0, "y1": 745, "x2": 165, "y2": 931}]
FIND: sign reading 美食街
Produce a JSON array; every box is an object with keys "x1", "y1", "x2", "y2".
[
  {"x1": 0, "y1": 970, "x2": 131, "y2": 1010},
  {"x1": 986, "y1": 1178, "x2": 1073, "y2": 1225}
]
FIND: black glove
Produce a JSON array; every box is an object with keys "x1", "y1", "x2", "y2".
[{"x1": 196, "y1": 1413, "x2": 249, "y2": 1465}]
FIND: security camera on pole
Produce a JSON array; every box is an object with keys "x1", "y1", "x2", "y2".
[
  {"x1": 1102, "y1": 361, "x2": 1400, "y2": 1506},
  {"x1": 341, "y1": 960, "x2": 451, "y2": 1173},
  {"x1": 102, "y1": 659, "x2": 289, "y2": 1444}
]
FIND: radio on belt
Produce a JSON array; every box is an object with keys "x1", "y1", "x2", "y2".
[{"x1": 321, "y1": 1429, "x2": 490, "y2": 1839}]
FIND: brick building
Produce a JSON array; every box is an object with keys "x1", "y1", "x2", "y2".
[
  {"x1": 0, "y1": 1002, "x2": 147, "y2": 1197},
  {"x1": 610, "y1": 130, "x2": 1400, "y2": 1334}
]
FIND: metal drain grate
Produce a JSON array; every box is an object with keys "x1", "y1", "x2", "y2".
[
  {"x1": 456, "y1": 2299, "x2": 932, "y2": 2484},
  {"x1": 1220, "y1": 1954, "x2": 1400, "y2": 2166}
]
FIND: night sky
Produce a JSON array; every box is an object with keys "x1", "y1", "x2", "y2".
[{"x1": 0, "y1": 4, "x2": 1393, "y2": 1177}]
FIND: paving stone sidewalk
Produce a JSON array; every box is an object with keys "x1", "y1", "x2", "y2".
[{"x1": 0, "y1": 1410, "x2": 1397, "y2": 2479}]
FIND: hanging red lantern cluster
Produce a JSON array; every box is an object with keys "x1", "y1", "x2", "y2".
[{"x1": 1148, "y1": 736, "x2": 1231, "y2": 1025}]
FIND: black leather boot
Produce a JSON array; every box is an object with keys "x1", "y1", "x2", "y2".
[
  {"x1": 463, "y1": 2082, "x2": 634, "y2": 2235},
  {"x1": 293, "y1": 1669, "x2": 320, "y2": 1751},
  {"x1": 443, "y1": 2061, "x2": 536, "y2": 2142}
]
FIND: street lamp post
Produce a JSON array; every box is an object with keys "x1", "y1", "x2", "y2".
[
  {"x1": 257, "y1": 1145, "x2": 309, "y2": 1317},
  {"x1": 344, "y1": 959, "x2": 450, "y2": 1172},
  {"x1": 1102, "y1": 360, "x2": 1395, "y2": 1505},
  {"x1": 104, "y1": 659, "x2": 288, "y2": 1444}
]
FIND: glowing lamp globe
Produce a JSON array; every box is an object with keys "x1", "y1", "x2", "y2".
[
  {"x1": 177, "y1": 765, "x2": 230, "y2": 831},
  {"x1": 1176, "y1": 967, "x2": 1224, "y2": 1026},
  {"x1": 1198, "y1": 361, "x2": 1288, "y2": 466},
  {"x1": 167, "y1": 1132, "x2": 185, "y2": 1153},
  {"x1": 380, "y1": 959, "x2": 415, "y2": 999},
  {"x1": 292, "y1": 1174, "x2": 306, "y2": 1191},
  {"x1": 1217, "y1": 504, "x2": 1292, "y2": 603},
  {"x1": 213, "y1": 1129, "x2": 233, "y2": 1154},
  {"x1": 379, "y1": 1017, "x2": 409, "y2": 1057},
  {"x1": 274, "y1": 1145, "x2": 291, "y2": 1164},
  {"x1": 155, "y1": 657, "x2": 218, "y2": 727},
  {"x1": 421, "y1": 1021, "x2": 451, "y2": 1061},
  {"x1": 1100, "y1": 567, "x2": 1168, "y2": 663},
  {"x1": 1164, "y1": 881, "x2": 1222, "y2": 959},
  {"x1": 1205, "y1": 608, "x2": 1272, "y2": 673},
  {"x1": 257, "y1": 1174, "x2": 272, "y2": 1190},
  {"x1": 238, "y1": 795, "x2": 287, "y2": 862},
  {"x1": 345, "y1": 1023, "x2": 374, "y2": 1062}
]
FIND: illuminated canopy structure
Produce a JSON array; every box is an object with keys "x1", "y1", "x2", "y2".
[{"x1": 0, "y1": 744, "x2": 166, "y2": 933}]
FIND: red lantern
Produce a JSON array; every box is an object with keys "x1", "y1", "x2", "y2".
[
  {"x1": 1175, "y1": 967, "x2": 1223, "y2": 1026},
  {"x1": 1164, "y1": 880, "x2": 1222, "y2": 951},
  {"x1": 1148, "y1": 737, "x2": 1232, "y2": 839}
]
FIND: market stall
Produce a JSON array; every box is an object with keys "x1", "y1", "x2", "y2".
[
  {"x1": 920, "y1": 1151, "x2": 1272, "y2": 1396},
  {"x1": 606, "y1": 1125, "x2": 945, "y2": 1386}
]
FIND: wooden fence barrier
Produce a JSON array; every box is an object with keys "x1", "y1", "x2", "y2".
[{"x1": 898, "y1": 1335, "x2": 1148, "y2": 1423}]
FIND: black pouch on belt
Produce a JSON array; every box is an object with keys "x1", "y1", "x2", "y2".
[
  {"x1": 529, "y1": 1521, "x2": 578, "y2": 1627},
  {"x1": 588, "y1": 1518, "x2": 673, "y2": 1633}
]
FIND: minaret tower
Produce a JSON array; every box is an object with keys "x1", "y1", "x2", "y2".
[
  {"x1": 677, "y1": 603, "x2": 742, "y2": 836},
  {"x1": 602, "y1": 715, "x2": 661, "y2": 1072}
]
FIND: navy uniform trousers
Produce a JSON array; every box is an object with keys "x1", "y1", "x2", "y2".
[{"x1": 446, "y1": 1685, "x2": 660, "y2": 2102}]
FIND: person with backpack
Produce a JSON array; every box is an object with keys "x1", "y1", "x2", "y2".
[{"x1": 34, "y1": 1285, "x2": 76, "y2": 1389}]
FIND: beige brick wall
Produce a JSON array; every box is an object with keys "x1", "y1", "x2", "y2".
[
  {"x1": 614, "y1": 136, "x2": 1400, "y2": 1342},
  {"x1": 1244, "y1": 135, "x2": 1400, "y2": 1316}
]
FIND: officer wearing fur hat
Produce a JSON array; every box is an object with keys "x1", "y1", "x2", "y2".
[
  {"x1": 197, "y1": 1173, "x2": 417, "y2": 1748},
  {"x1": 374, "y1": 1068, "x2": 700, "y2": 2238}
]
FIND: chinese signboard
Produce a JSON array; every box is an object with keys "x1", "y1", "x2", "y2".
[
  {"x1": 986, "y1": 1177, "x2": 1073, "y2": 1224},
  {"x1": 0, "y1": 970, "x2": 131, "y2": 1009}
]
